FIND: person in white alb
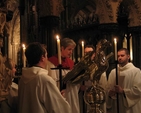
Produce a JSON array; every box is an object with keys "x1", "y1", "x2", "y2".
[
  {"x1": 18, "y1": 42, "x2": 71, "y2": 113},
  {"x1": 106, "y1": 48, "x2": 141, "y2": 113},
  {"x1": 49, "y1": 38, "x2": 80, "y2": 113}
]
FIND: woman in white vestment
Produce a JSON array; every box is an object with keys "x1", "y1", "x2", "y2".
[{"x1": 49, "y1": 38, "x2": 80, "y2": 113}]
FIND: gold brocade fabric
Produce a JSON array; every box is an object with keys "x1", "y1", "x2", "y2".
[{"x1": 0, "y1": 53, "x2": 13, "y2": 101}]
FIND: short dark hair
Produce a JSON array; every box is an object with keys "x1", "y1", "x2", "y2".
[
  {"x1": 85, "y1": 45, "x2": 95, "y2": 52},
  {"x1": 25, "y1": 42, "x2": 46, "y2": 67},
  {"x1": 118, "y1": 48, "x2": 129, "y2": 55}
]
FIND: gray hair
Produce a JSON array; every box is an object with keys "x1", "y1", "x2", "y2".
[{"x1": 61, "y1": 38, "x2": 76, "y2": 49}]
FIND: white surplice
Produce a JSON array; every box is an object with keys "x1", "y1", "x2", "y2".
[
  {"x1": 46, "y1": 61, "x2": 58, "y2": 84},
  {"x1": 59, "y1": 69, "x2": 80, "y2": 113},
  {"x1": 19, "y1": 67, "x2": 71, "y2": 113},
  {"x1": 106, "y1": 63, "x2": 141, "y2": 113}
]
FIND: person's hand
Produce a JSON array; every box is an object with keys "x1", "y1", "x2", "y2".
[
  {"x1": 61, "y1": 89, "x2": 66, "y2": 97},
  {"x1": 114, "y1": 85, "x2": 124, "y2": 94},
  {"x1": 108, "y1": 89, "x2": 116, "y2": 97}
]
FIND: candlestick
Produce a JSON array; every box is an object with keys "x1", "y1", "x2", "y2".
[
  {"x1": 114, "y1": 38, "x2": 117, "y2": 60},
  {"x1": 22, "y1": 44, "x2": 26, "y2": 67},
  {"x1": 82, "y1": 41, "x2": 84, "y2": 57},
  {"x1": 56, "y1": 35, "x2": 61, "y2": 65},
  {"x1": 114, "y1": 38, "x2": 119, "y2": 113}
]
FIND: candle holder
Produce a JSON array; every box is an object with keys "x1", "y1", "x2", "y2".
[
  {"x1": 115, "y1": 60, "x2": 119, "y2": 113},
  {"x1": 84, "y1": 81, "x2": 105, "y2": 113},
  {"x1": 51, "y1": 65, "x2": 69, "y2": 91}
]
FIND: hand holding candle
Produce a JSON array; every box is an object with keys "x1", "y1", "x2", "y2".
[
  {"x1": 56, "y1": 35, "x2": 61, "y2": 65},
  {"x1": 82, "y1": 41, "x2": 84, "y2": 57},
  {"x1": 114, "y1": 38, "x2": 117, "y2": 60}
]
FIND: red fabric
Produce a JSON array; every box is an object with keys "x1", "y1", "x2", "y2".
[{"x1": 48, "y1": 55, "x2": 74, "y2": 70}]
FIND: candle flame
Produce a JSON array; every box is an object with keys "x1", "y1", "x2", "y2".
[
  {"x1": 22, "y1": 44, "x2": 26, "y2": 49},
  {"x1": 114, "y1": 38, "x2": 117, "y2": 44},
  {"x1": 56, "y1": 35, "x2": 59, "y2": 40},
  {"x1": 82, "y1": 41, "x2": 84, "y2": 45}
]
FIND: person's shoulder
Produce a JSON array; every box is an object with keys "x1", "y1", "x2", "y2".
[
  {"x1": 101, "y1": 72, "x2": 107, "y2": 76},
  {"x1": 47, "y1": 60, "x2": 55, "y2": 66},
  {"x1": 108, "y1": 68, "x2": 116, "y2": 75},
  {"x1": 133, "y1": 66, "x2": 141, "y2": 72},
  {"x1": 38, "y1": 71, "x2": 56, "y2": 84},
  {"x1": 129, "y1": 63, "x2": 140, "y2": 71},
  {"x1": 48, "y1": 55, "x2": 57, "y2": 60},
  {"x1": 48, "y1": 55, "x2": 58, "y2": 66},
  {"x1": 110, "y1": 68, "x2": 116, "y2": 72},
  {"x1": 48, "y1": 55, "x2": 58, "y2": 62}
]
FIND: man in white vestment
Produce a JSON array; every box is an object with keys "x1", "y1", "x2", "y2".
[
  {"x1": 106, "y1": 48, "x2": 141, "y2": 113},
  {"x1": 18, "y1": 42, "x2": 71, "y2": 113}
]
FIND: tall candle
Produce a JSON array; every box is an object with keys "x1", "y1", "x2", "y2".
[
  {"x1": 130, "y1": 35, "x2": 133, "y2": 61},
  {"x1": 56, "y1": 35, "x2": 61, "y2": 65},
  {"x1": 114, "y1": 38, "x2": 117, "y2": 60},
  {"x1": 123, "y1": 34, "x2": 127, "y2": 48},
  {"x1": 82, "y1": 41, "x2": 84, "y2": 57},
  {"x1": 22, "y1": 44, "x2": 26, "y2": 67}
]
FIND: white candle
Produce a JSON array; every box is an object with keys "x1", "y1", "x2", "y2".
[
  {"x1": 130, "y1": 35, "x2": 133, "y2": 61},
  {"x1": 56, "y1": 35, "x2": 61, "y2": 65},
  {"x1": 123, "y1": 34, "x2": 127, "y2": 48},
  {"x1": 114, "y1": 38, "x2": 117, "y2": 60},
  {"x1": 22, "y1": 44, "x2": 26, "y2": 67},
  {"x1": 82, "y1": 41, "x2": 84, "y2": 57}
]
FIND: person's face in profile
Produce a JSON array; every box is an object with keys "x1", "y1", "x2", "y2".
[{"x1": 61, "y1": 45, "x2": 75, "y2": 58}]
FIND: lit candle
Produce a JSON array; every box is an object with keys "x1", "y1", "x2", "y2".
[
  {"x1": 82, "y1": 41, "x2": 84, "y2": 57},
  {"x1": 22, "y1": 44, "x2": 26, "y2": 67},
  {"x1": 123, "y1": 34, "x2": 127, "y2": 48},
  {"x1": 56, "y1": 35, "x2": 61, "y2": 65},
  {"x1": 114, "y1": 38, "x2": 117, "y2": 60},
  {"x1": 130, "y1": 35, "x2": 133, "y2": 61}
]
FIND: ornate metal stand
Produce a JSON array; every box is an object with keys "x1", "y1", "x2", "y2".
[
  {"x1": 84, "y1": 81, "x2": 105, "y2": 113},
  {"x1": 62, "y1": 39, "x2": 113, "y2": 113}
]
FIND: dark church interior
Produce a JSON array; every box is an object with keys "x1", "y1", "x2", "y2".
[{"x1": 0, "y1": 0, "x2": 141, "y2": 113}]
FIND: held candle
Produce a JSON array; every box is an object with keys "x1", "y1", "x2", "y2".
[
  {"x1": 114, "y1": 38, "x2": 117, "y2": 60},
  {"x1": 56, "y1": 35, "x2": 61, "y2": 65}
]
